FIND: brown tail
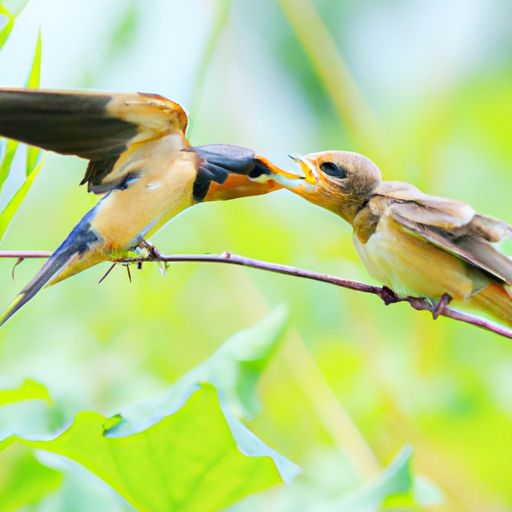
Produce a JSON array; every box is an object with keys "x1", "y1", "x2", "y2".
[{"x1": 469, "y1": 282, "x2": 512, "y2": 327}]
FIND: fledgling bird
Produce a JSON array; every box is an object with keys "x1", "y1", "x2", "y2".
[
  {"x1": 268, "y1": 150, "x2": 512, "y2": 326},
  {"x1": 0, "y1": 89, "x2": 282, "y2": 325}
]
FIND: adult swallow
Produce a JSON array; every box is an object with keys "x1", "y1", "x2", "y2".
[
  {"x1": 0, "y1": 89, "x2": 281, "y2": 325},
  {"x1": 269, "y1": 150, "x2": 512, "y2": 326}
]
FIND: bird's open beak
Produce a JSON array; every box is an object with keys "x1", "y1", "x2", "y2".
[
  {"x1": 287, "y1": 155, "x2": 317, "y2": 184},
  {"x1": 264, "y1": 154, "x2": 318, "y2": 192}
]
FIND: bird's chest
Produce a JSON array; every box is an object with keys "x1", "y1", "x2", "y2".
[
  {"x1": 92, "y1": 148, "x2": 197, "y2": 248},
  {"x1": 353, "y1": 214, "x2": 475, "y2": 300},
  {"x1": 121, "y1": 154, "x2": 197, "y2": 239},
  {"x1": 140, "y1": 156, "x2": 196, "y2": 211}
]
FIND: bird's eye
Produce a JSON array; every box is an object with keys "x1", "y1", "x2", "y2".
[{"x1": 319, "y1": 161, "x2": 348, "y2": 179}]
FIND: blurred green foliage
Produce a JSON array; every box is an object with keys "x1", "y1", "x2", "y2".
[
  {"x1": 0, "y1": 447, "x2": 62, "y2": 512},
  {"x1": 0, "y1": 378, "x2": 50, "y2": 406},
  {"x1": 0, "y1": 20, "x2": 41, "y2": 239},
  {"x1": 0, "y1": 310, "x2": 297, "y2": 511},
  {"x1": 0, "y1": 0, "x2": 512, "y2": 510}
]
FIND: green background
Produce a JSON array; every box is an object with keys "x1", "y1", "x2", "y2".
[{"x1": 0, "y1": 0, "x2": 511, "y2": 510}]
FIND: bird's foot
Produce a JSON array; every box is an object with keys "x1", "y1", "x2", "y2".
[
  {"x1": 137, "y1": 239, "x2": 162, "y2": 260},
  {"x1": 136, "y1": 239, "x2": 170, "y2": 275},
  {"x1": 432, "y1": 293, "x2": 452, "y2": 320},
  {"x1": 379, "y1": 286, "x2": 400, "y2": 305}
]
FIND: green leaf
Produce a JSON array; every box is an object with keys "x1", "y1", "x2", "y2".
[
  {"x1": 0, "y1": 157, "x2": 44, "y2": 241},
  {"x1": 0, "y1": 138, "x2": 19, "y2": 193},
  {"x1": 0, "y1": 446, "x2": 63, "y2": 511},
  {"x1": 119, "y1": 307, "x2": 289, "y2": 428},
  {"x1": 1, "y1": 385, "x2": 293, "y2": 512},
  {"x1": 25, "y1": 28, "x2": 42, "y2": 175},
  {"x1": 110, "y1": 307, "x2": 297, "y2": 482},
  {"x1": 0, "y1": 379, "x2": 51, "y2": 407},
  {"x1": 0, "y1": 313, "x2": 297, "y2": 510},
  {"x1": 186, "y1": 306, "x2": 289, "y2": 418},
  {"x1": 0, "y1": 28, "x2": 43, "y2": 235},
  {"x1": 0, "y1": 0, "x2": 30, "y2": 49},
  {"x1": 26, "y1": 28, "x2": 42, "y2": 89},
  {"x1": 312, "y1": 446, "x2": 414, "y2": 512},
  {"x1": 0, "y1": 5, "x2": 14, "y2": 50},
  {"x1": 0, "y1": 0, "x2": 30, "y2": 17}
]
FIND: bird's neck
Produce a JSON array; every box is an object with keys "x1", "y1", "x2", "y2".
[
  {"x1": 335, "y1": 196, "x2": 370, "y2": 225},
  {"x1": 349, "y1": 198, "x2": 381, "y2": 244}
]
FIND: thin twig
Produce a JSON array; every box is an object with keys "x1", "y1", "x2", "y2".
[
  {"x1": 11, "y1": 257, "x2": 23, "y2": 280},
  {"x1": 0, "y1": 249, "x2": 511, "y2": 339},
  {"x1": 0, "y1": 250, "x2": 51, "y2": 259},
  {"x1": 98, "y1": 263, "x2": 116, "y2": 284}
]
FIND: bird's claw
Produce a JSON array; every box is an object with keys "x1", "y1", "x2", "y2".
[
  {"x1": 137, "y1": 239, "x2": 162, "y2": 260},
  {"x1": 432, "y1": 293, "x2": 451, "y2": 320},
  {"x1": 158, "y1": 261, "x2": 170, "y2": 276},
  {"x1": 135, "y1": 240, "x2": 168, "y2": 275}
]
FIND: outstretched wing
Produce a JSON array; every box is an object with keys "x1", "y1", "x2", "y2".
[
  {"x1": 0, "y1": 88, "x2": 188, "y2": 192},
  {"x1": 380, "y1": 183, "x2": 512, "y2": 284}
]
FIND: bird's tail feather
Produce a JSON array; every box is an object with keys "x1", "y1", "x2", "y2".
[
  {"x1": 0, "y1": 218, "x2": 102, "y2": 326},
  {"x1": 470, "y1": 282, "x2": 512, "y2": 328}
]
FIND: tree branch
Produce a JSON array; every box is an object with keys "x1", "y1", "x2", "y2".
[{"x1": 1, "y1": 249, "x2": 511, "y2": 340}]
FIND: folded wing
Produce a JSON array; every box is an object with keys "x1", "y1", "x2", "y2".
[{"x1": 383, "y1": 186, "x2": 512, "y2": 284}]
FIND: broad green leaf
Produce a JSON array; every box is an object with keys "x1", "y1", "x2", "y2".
[
  {"x1": 0, "y1": 379, "x2": 51, "y2": 407},
  {"x1": 119, "y1": 307, "x2": 289, "y2": 428},
  {"x1": 1, "y1": 385, "x2": 292, "y2": 512},
  {"x1": 312, "y1": 446, "x2": 414, "y2": 512},
  {"x1": 0, "y1": 314, "x2": 296, "y2": 509},
  {"x1": 25, "y1": 29, "x2": 42, "y2": 175},
  {"x1": 111, "y1": 308, "x2": 297, "y2": 483},
  {"x1": 0, "y1": 446, "x2": 62, "y2": 511},
  {"x1": 0, "y1": 157, "x2": 43, "y2": 240},
  {"x1": 186, "y1": 306, "x2": 288, "y2": 418}
]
